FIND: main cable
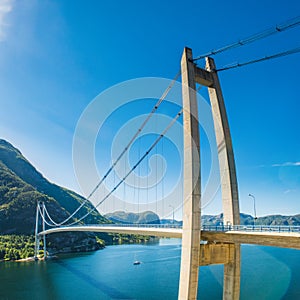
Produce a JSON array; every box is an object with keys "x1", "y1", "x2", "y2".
[
  {"x1": 65, "y1": 108, "x2": 183, "y2": 227},
  {"x1": 216, "y1": 46, "x2": 300, "y2": 71},
  {"x1": 37, "y1": 203, "x2": 57, "y2": 228},
  {"x1": 45, "y1": 70, "x2": 181, "y2": 226},
  {"x1": 43, "y1": 205, "x2": 60, "y2": 226},
  {"x1": 193, "y1": 16, "x2": 300, "y2": 61}
]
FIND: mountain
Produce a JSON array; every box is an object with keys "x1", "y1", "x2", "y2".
[
  {"x1": 106, "y1": 209, "x2": 300, "y2": 227},
  {"x1": 0, "y1": 159, "x2": 66, "y2": 234},
  {"x1": 160, "y1": 219, "x2": 182, "y2": 226},
  {"x1": 0, "y1": 139, "x2": 112, "y2": 256},
  {"x1": 151, "y1": 213, "x2": 300, "y2": 226},
  {"x1": 0, "y1": 139, "x2": 108, "y2": 235},
  {"x1": 0, "y1": 139, "x2": 109, "y2": 234},
  {"x1": 251, "y1": 214, "x2": 300, "y2": 226},
  {"x1": 201, "y1": 213, "x2": 300, "y2": 226},
  {"x1": 105, "y1": 211, "x2": 160, "y2": 224}
]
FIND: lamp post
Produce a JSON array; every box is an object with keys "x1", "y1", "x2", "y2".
[
  {"x1": 169, "y1": 205, "x2": 175, "y2": 224},
  {"x1": 248, "y1": 194, "x2": 257, "y2": 226}
]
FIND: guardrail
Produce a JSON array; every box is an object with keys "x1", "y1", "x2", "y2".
[
  {"x1": 64, "y1": 223, "x2": 300, "y2": 233},
  {"x1": 75, "y1": 223, "x2": 183, "y2": 229},
  {"x1": 202, "y1": 225, "x2": 300, "y2": 233}
]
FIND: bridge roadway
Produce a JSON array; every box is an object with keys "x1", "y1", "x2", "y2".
[{"x1": 39, "y1": 224, "x2": 300, "y2": 250}]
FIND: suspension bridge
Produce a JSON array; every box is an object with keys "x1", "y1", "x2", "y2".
[{"x1": 34, "y1": 16, "x2": 300, "y2": 300}]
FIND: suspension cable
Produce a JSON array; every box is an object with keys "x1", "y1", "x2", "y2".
[
  {"x1": 45, "y1": 70, "x2": 181, "y2": 226},
  {"x1": 86, "y1": 69, "x2": 181, "y2": 200},
  {"x1": 65, "y1": 108, "x2": 183, "y2": 226},
  {"x1": 43, "y1": 205, "x2": 60, "y2": 226},
  {"x1": 216, "y1": 46, "x2": 300, "y2": 71},
  {"x1": 193, "y1": 16, "x2": 300, "y2": 61},
  {"x1": 161, "y1": 135, "x2": 164, "y2": 217},
  {"x1": 37, "y1": 203, "x2": 58, "y2": 227}
]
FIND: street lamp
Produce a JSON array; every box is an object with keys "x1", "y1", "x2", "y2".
[
  {"x1": 248, "y1": 194, "x2": 257, "y2": 226},
  {"x1": 169, "y1": 205, "x2": 175, "y2": 224}
]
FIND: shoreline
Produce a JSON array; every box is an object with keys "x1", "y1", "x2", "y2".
[
  {"x1": 15, "y1": 257, "x2": 36, "y2": 262},
  {"x1": 0, "y1": 236, "x2": 159, "y2": 263}
]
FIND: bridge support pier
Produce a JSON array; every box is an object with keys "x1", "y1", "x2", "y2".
[
  {"x1": 198, "y1": 242, "x2": 240, "y2": 299},
  {"x1": 223, "y1": 244, "x2": 240, "y2": 300},
  {"x1": 199, "y1": 243, "x2": 234, "y2": 266}
]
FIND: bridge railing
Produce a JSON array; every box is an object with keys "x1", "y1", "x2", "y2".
[
  {"x1": 201, "y1": 224, "x2": 300, "y2": 233},
  {"x1": 80, "y1": 223, "x2": 183, "y2": 229},
  {"x1": 64, "y1": 223, "x2": 300, "y2": 233}
]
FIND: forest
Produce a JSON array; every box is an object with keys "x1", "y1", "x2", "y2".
[{"x1": 0, "y1": 235, "x2": 37, "y2": 261}]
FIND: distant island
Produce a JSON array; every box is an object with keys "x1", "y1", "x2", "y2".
[{"x1": 0, "y1": 139, "x2": 299, "y2": 261}]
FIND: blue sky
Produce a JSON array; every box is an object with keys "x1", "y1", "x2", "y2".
[{"x1": 0, "y1": 0, "x2": 299, "y2": 217}]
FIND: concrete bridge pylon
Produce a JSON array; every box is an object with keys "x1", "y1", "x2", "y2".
[{"x1": 178, "y1": 47, "x2": 241, "y2": 300}]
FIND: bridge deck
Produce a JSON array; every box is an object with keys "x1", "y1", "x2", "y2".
[
  {"x1": 201, "y1": 230, "x2": 300, "y2": 250},
  {"x1": 39, "y1": 225, "x2": 183, "y2": 239},
  {"x1": 39, "y1": 225, "x2": 300, "y2": 250}
]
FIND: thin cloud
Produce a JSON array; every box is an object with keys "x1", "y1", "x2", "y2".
[
  {"x1": 271, "y1": 162, "x2": 300, "y2": 167},
  {"x1": 0, "y1": 0, "x2": 13, "y2": 41},
  {"x1": 283, "y1": 189, "x2": 297, "y2": 194},
  {"x1": 255, "y1": 162, "x2": 300, "y2": 168}
]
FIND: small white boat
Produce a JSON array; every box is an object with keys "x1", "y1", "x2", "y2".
[{"x1": 133, "y1": 260, "x2": 141, "y2": 265}]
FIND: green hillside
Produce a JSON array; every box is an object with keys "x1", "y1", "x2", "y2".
[
  {"x1": 0, "y1": 159, "x2": 70, "y2": 233},
  {"x1": 0, "y1": 139, "x2": 107, "y2": 232},
  {"x1": 0, "y1": 139, "x2": 111, "y2": 259}
]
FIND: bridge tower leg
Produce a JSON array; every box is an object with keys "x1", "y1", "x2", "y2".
[
  {"x1": 179, "y1": 47, "x2": 201, "y2": 300},
  {"x1": 42, "y1": 202, "x2": 47, "y2": 260},
  {"x1": 179, "y1": 48, "x2": 241, "y2": 300},
  {"x1": 34, "y1": 201, "x2": 40, "y2": 260},
  {"x1": 205, "y1": 57, "x2": 240, "y2": 300}
]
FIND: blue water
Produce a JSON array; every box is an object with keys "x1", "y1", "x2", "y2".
[{"x1": 0, "y1": 239, "x2": 299, "y2": 299}]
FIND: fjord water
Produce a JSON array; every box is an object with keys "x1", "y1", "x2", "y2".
[{"x1": 0, "y1": 239, "x2": 299, "y2": 300}]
